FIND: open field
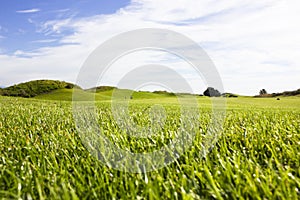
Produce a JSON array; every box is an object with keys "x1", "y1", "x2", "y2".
[{"x1": 0, "y1": 94, "x2": 299, "y2": 199}]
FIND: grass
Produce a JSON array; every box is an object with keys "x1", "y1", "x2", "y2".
[
  {"x1": 34, "y1": 88, "x2": 179, "y2": 101},
  {"x1": 0, "y1": 94, "x2": 299, "y2": 199}
]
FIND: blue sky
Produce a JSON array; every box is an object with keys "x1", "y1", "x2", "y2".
[
  {"x1": 0, "y1": 0, "x2": 129, "y2": 54},
  {"x1": 0, "y1": 0, "x2": 299, "y2": 95}
]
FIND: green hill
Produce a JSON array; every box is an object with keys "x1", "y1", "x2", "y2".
[
  {"x1": 34, "y1": 87, "x2": 179, "y2": 101},
  {"x1": 35, "y1": 88, "x2": 114, "y2": 101},
  {"x1": 4, "y1": 79, "x2": 298, "y2": 101},
  {"x1": 0, "y1": 79, "x2": 184, "y2": 101},
  {"x1": 1, "y1": 80, "x2": 79, "y2": 98}
]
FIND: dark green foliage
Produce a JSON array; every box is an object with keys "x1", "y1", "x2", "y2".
[
  {"x1": 153, "y1": 90, "x2": 176, "y2": 96},
  {"x1": 281, "y1": 88, "x2": 300, "y2": 96},
  {"x1": 255, "y1": 88, "x2": 300, "y2": 97},
  {"x1": 222, "y1": 93, "x2": 238, "y2": 98},
  {"x1": 88, "y1": 86, "x2": 117, "y2": 92},
  {"x1": 1, "y1": 80, "x2": 79, "y2": 98},
  {"x1": 203, "y1": 87, "x2": 221, "y2": 97}
]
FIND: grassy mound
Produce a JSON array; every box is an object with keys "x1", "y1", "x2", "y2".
[{"x1": 1, "y1": 80, "x2": 79, "y2": 98}]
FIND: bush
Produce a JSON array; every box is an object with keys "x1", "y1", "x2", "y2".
[{"x1": 203, "y1": 87, "x2": 221, "y2": 97}]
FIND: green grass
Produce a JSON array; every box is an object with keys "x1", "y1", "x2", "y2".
[
  {"x1": 0, "y1": 95, "x2": 299, "y2": 199},
  {"x1": 34, "y1": 88, "x2": 179, "y2": 101},
  {"x1": 224, "y1": 96, "x2": 300, "y2": 110}
]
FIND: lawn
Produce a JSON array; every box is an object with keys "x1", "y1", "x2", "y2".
[{"x1": 0, "y1": 94, "x2": 299, "y2": 199}]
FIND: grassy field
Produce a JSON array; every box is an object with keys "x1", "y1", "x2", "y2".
[
  {"x1": 0, "y1": 93, "x2": 299, "y2": 199},
  {"x1": 34, "y1": 88, "x2": 177, "y2": 101}
]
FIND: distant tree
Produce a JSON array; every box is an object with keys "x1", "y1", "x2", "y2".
[
  {"x1": 203, "y1": 87, "x2": 221, "y2": 97},
  {"x1": 259, "y1": 89, "x2": 267, "y2": 95}
]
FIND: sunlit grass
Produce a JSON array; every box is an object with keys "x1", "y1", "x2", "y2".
[{"x1": 0, "y1": 96, "x2": 299, "y2": 199}]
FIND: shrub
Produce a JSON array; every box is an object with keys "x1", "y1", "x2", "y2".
[{"x1": 203, "y1": 87, "x2": 221, "y2": 97}]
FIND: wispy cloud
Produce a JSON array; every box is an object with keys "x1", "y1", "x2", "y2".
[
  {"x1": 16, "y1": 8, "x2": 40, "y2": 14},
  {"x1": 31, "y1": 39, "x2": 57, "y2": 43},
  {"x1": 50, "y1": 8, "x2": 70, "y2": 13}
]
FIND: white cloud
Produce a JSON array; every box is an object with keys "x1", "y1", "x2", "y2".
[
  {"x1": 16, "y1": 8, "x2": 41, "y2": 14},
  {"x1": 1, "y1": 0, "x2": 300, "y2": 95},
  {"x1": 31, "y1": 39, "x2": 57, "y2": 43}
]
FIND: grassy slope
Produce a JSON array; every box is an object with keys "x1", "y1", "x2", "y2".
[
  {"x1": 33, "y1": 88, "x2": 300, "y2": 110},
  {"x1": 34, "y1": 88, "x2": 180, "y2": 101}
]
